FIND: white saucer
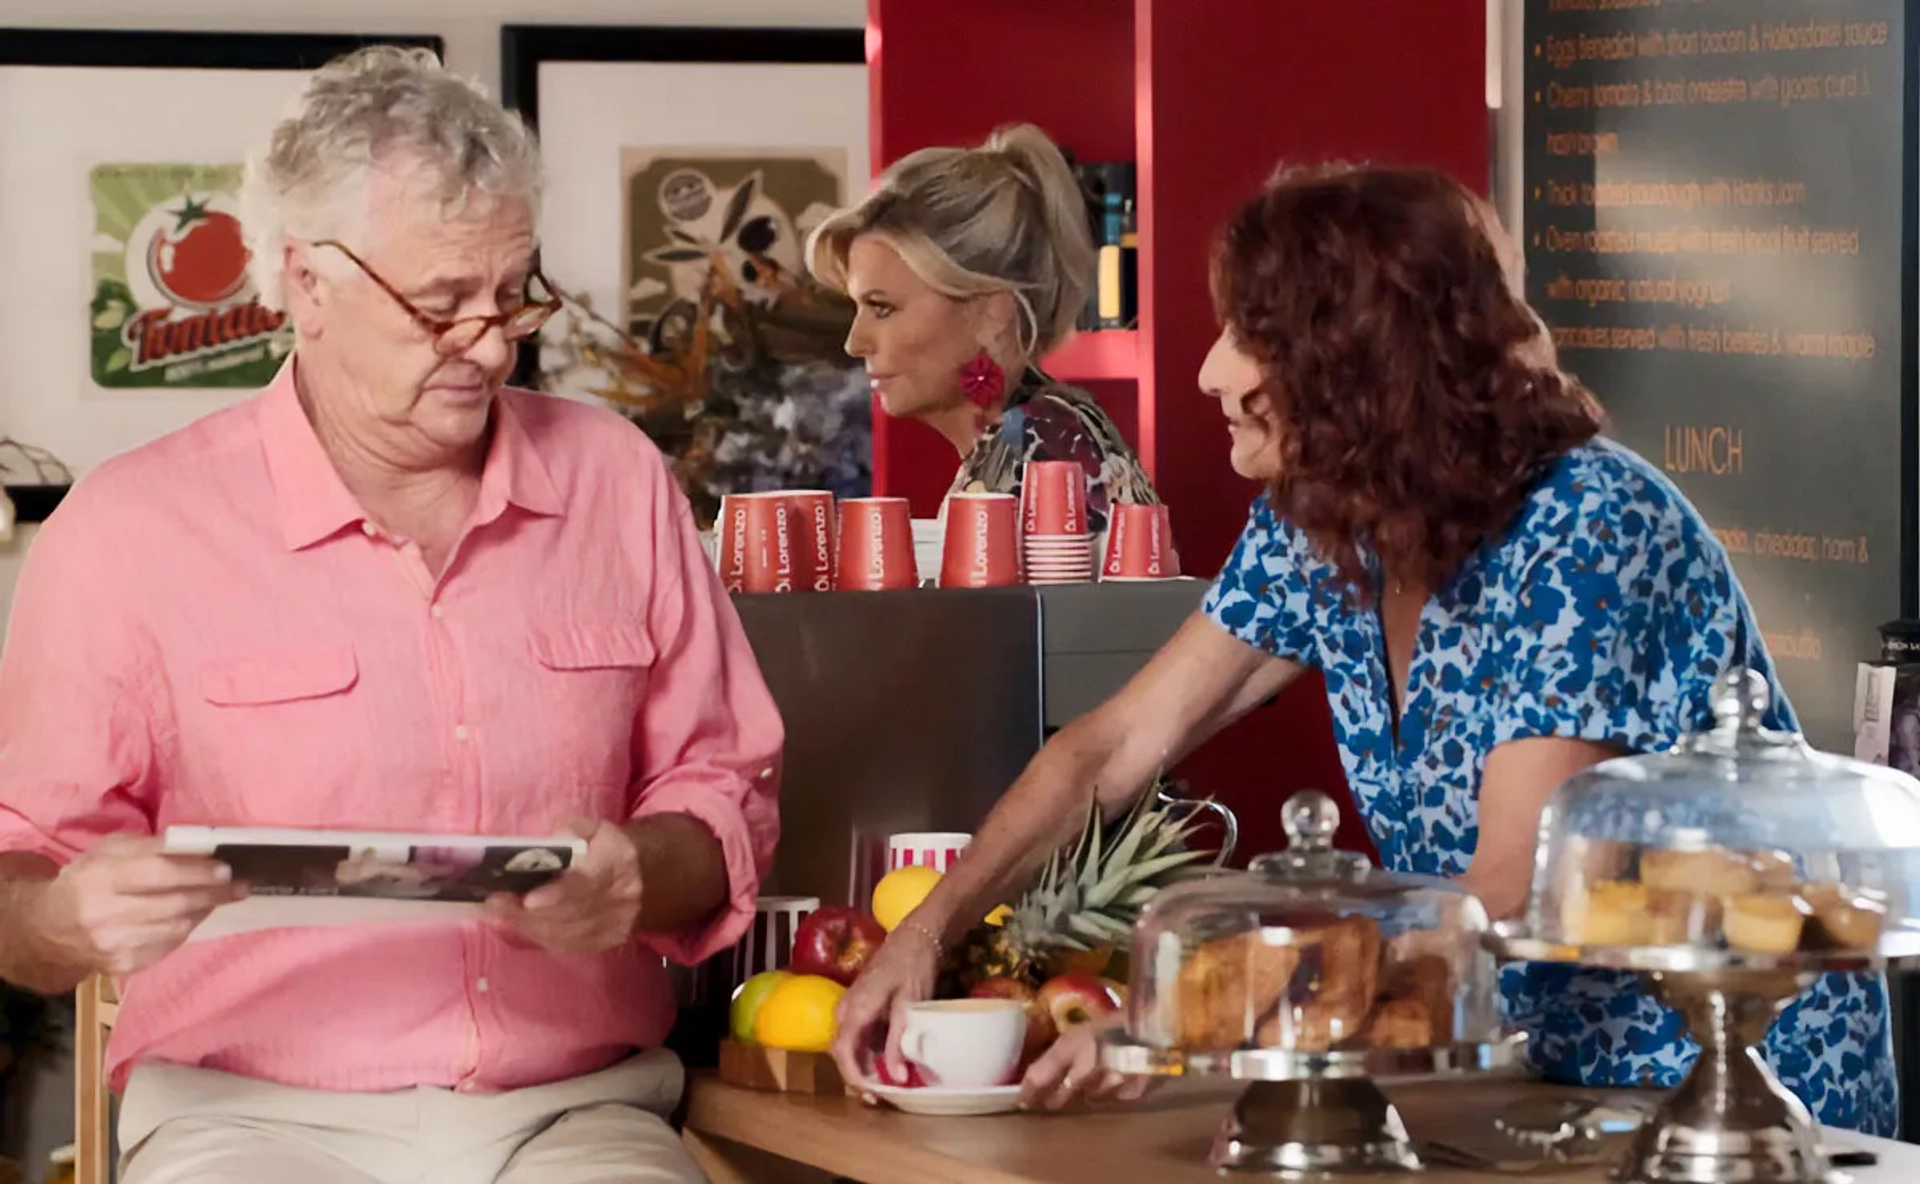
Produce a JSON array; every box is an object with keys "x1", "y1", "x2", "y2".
[{"x1": 867, "y1": 1082, "x2": 1022, "y2": 1117}]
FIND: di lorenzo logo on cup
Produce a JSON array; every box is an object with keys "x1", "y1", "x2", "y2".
[
  {"x1": 866, "y1": 509, "x2": 887, "y2": 581},
  {"x1": 89, "y1": 163, "x2": 291, "y2": 389},
  {"x1": 810, "y1": 503, "x2": 833, "y2": 591},
  {"x1": 773, "y1": 503, "x2": 795, "y2": 593}
]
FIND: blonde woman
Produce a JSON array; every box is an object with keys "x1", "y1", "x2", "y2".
[{"x1": 807, "y1": 124, "x2": 1156, "y2": 531}]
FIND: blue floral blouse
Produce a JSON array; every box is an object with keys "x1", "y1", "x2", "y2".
[{"x1": 1201, "y1": 438, "x2": 1897, "y2": 1136}]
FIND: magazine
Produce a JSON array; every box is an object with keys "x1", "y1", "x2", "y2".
[{"x1": 161, "y1": 826, "x2": 588, "y2": 940}]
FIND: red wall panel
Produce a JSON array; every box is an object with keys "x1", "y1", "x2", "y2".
[
  {"x1": 1139, "y1": 0, "x2": 1487, "y2": 860},
  {"x1": 1138, "y1": 0, "x2": 1489, "y2": 577},
  {"x1": 866, "y1": 0, "x2": 1136, "y2": 514}
]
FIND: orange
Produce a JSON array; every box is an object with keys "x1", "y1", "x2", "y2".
[{"x1": 752, "y1": 974, "x2": 846, "y2": 1053}]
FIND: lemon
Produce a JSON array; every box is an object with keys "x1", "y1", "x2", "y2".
[
  {"x1": 753, "y1": 973, "x2": 846, "y2": 1052},
  {"x1": 730, "y1": 969, "x2": 792, "y2": 1044},
  {"x1": 870, "y1": 865, "x2": 943, "y2": 932}
]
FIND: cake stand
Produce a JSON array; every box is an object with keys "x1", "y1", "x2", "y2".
[{"x1": 1487, "y1": 923, "x2": 1920, "y2": 1184}]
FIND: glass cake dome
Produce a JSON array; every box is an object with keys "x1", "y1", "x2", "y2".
[
  {"x1": 1526, "y1": 668, "x2": 1920, "y2": 962},
  {"x1": 1114, "y1": 790, "x2": 1507, "y2": 1074}
]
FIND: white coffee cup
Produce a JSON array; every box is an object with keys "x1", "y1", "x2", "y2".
[{"x1": 899, "y1": 998, "x2": 1028, "y2": 1089}]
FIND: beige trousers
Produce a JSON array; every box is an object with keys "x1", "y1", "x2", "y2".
[{"x1": 117, "y1": 1050, "x2": 705, "y2": 1184}]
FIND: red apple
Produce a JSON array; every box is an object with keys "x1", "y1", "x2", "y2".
[
  {"x1": 1036, "y1": 972, "x2": 1123, "y2": 1035},
  {"x1": 970, "y1": 975, "x2": 1056, "y2": 1064},
  {"x1": 968, "y1": 975, "x2": 1035, "y2": 1004},
  {"x1": 873, "y1": 1057, "x2": 927, "y2": 1088},
  {"x1": 788, "y1": 906, "x2": 887, "y2": 986}
]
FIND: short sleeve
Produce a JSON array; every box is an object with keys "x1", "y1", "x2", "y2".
[
  {"x1": 1492, "y1": 488, "x2": 1780, "y2": 750},
  {"x1": 1201, "y1": 497, "x2": 1330, "y2": 664}
]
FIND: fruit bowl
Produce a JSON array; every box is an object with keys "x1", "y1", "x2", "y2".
[
  {"x1": 724, "y1": 790, "x2": 1233, "y2": 1097},
  {"x1": 925, "y1": 789, "x2": 1227, "y2": 1070},
  {"x1": 1099, "y1": 790, "x2": 1525, "y2": 1175}
]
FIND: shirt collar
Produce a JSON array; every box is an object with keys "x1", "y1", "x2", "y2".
[{"x1": 258, "y1": 355, "x2": 564, "y2": 552}]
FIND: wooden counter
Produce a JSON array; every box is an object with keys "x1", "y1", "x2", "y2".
[{"x1": 681, "y1": 1072, "x2": 1920, "y2": 1184}]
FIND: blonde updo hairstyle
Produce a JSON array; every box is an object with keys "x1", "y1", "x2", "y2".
[{"x1": 806, "y1": 123, "x2": 1095, "y2": 360}]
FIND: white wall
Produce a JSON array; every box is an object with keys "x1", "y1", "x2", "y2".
[
  {"x1": 1, "y1": 0, "x2": 865, "y2": 89},
  {"x1": 0, "y1": 0, "x2": 865, "y2": 631}
]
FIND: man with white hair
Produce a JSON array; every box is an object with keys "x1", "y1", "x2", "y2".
[{"x1": 0, "y1": 46, "x2": 781, "y2": 1183}]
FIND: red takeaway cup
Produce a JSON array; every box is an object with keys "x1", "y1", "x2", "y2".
[
  {"x1": 1101, "y1": 502, "x2": 1174, "y2": 580},
  {"x1": 837, "y1": 497, "x2": 917, "y2": 591},
  {"x1": 941, "y1": 493, "x2": 1020, "y2": 588},
  {"x1": 1020, "y1": 460, "x2": 1088, "y2": 537}
]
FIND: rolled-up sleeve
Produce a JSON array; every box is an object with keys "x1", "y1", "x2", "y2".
[
  {"x1": 626, "y1": 462, "x2": 782, "y2": 966},
  {"x1": 0, "y1": 482, "x2": 162, "y2": 863}
]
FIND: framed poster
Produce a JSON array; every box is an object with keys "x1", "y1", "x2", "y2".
[
  {"x1": 0, "y1": 29, "x2": 443, "y2": 496},
  {"x1": 500, "y1": 24, "x2": 871, "y2": 528}
]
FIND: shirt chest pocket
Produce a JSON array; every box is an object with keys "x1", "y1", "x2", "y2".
[
  {"x1": 199, "y1": 645, "x2": 359, "y2": 707},
  {"x1": 527, "y1": 623, "x2": 657, "y2": 792},
  {"x1": 192, "y1": 644, "x2": 363, "y2": 819}
]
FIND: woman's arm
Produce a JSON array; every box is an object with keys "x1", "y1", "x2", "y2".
[
  {"x1": 908, "y1": 612, "x2": 1300, "y2": 943},
  {"x1": 1463, "y1": 736, "x2": 1621, "y2": 919}
]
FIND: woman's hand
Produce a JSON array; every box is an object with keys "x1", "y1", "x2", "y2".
[
  {"x1": 831, "y1": 917, "x2": 941, "y2": 1089},
  {"x1": 1017, "y1": 1012, "x2": 1152, "y2": 1111}
]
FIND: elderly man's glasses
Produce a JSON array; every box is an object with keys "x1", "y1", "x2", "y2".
[{"x1": 313, "y1": 240, "x2": 562, "y2": 357}]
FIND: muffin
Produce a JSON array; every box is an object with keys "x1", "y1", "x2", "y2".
[
  {"x1": 1800, "y1": 883, "x2": 1887, "y2": 952},
  {"x1": 1564, "y1": 880, "x2": 1654, "y2": 946},
  {"x1": 1723, "y1": 892, "x2": 1810, "y2": 953}
]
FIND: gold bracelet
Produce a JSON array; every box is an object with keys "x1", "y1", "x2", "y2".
[{"x1": 898, "y1": 918, "x2": 945, "y2": 958}]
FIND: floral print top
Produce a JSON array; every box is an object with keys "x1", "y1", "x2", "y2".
[
  {"x1": 1200, "y1": 437, "x2": 1897, "y2": 1136},
  {"x1": 950, "y1": 369, "x2": 1157, "y2": 533}
]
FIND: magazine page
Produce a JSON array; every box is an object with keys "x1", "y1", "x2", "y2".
[{"x1": 162, "y1": 827, "x2": 586, "y2": 939}]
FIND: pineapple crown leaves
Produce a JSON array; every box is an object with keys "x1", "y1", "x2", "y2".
[{"x1": 1003, "y1": 779, "x2": 1218, "y2": 954}]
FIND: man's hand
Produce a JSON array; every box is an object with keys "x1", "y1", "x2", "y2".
[
  {"x1": 485, "y1": 819, "x2": 643, "y2": 955},
  {"x1": 26, "y1": 836, "x2": 246, "y2": 980}
]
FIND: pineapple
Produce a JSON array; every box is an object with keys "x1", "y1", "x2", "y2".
[{"x1": 943, "y1": 782, "x2": 1218, "y2": 994}]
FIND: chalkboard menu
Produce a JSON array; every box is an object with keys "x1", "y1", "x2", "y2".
[{"x1": 1523, "y1": 0, "x2": 1914, "y2": 751}]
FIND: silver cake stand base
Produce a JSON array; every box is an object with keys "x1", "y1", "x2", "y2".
[
  {"x1": 1212, "y1": 1078, "x2": 1422, "y2": 1176},
  {"x1": 1615, "y1": 967, "x2": 1846, "y2": 1184},
  {"x1": 1101, "y1": 1032, "x2": 1528, "y2": 1178}
]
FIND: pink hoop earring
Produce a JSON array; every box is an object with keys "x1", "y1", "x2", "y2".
[{"x1": 959, "y1": 351, "x2": 1006, "y2": 410}]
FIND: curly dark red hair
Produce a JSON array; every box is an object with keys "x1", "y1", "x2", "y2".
[{"x1": 1210, "y1": 163, "x2": 1603, "y2": 597}]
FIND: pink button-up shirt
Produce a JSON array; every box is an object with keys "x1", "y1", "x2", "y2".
[{"x1": 0, "y1": 360, "x2": 783, "y2": 1094}]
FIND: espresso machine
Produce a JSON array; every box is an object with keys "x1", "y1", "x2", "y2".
[{"x1": 731, "y1": 579, "x2": 1206, "y2": 909}]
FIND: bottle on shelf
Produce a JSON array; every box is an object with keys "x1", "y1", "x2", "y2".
[
  {"x1": 1069, "y1": 159, "x2": 1138, "y2": 333},
  {"x1": 1092, "y1": 162, "x2": 1137, "y2": 331}
]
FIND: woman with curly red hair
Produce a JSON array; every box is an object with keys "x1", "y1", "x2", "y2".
[{"x1": 832, "y1": 162, "x2": 1894, "y2": 1135}]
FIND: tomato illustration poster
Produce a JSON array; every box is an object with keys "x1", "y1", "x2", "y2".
[{"x1": 88, "y1": 163, "x2": 290, "y2": 390}]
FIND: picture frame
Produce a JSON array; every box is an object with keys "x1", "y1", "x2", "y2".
[
  {"x1": 499, "y1": 23, "x2": 873, "y2": 528},
  {"x1": 0, "y1": 29, "x2": 445, "y2": 518}
]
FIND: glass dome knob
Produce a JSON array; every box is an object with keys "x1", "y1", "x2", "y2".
[
  {"x1": 1283, "y1": 790, "x2": 1340, "y2": 852},
  {"x1": 1709, "y1": 666, "x2": 1772, "y2": 731}
]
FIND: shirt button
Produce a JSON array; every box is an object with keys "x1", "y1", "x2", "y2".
[
  {"x1": 361, "y1": 522, "x2": 379, "y2": 537},
  {"x1": 476, "y1": 977, "x2": 490, "y2": 993},
  {"x1": 457, "y1": 1081, "x2": 476, "y2": 1093},
  {"x1": 453, "y1": 724, "x2": 471, "y2": 741},
  {"x1": 431, "y1": 604, "x2": 444, "y2": 620}
]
